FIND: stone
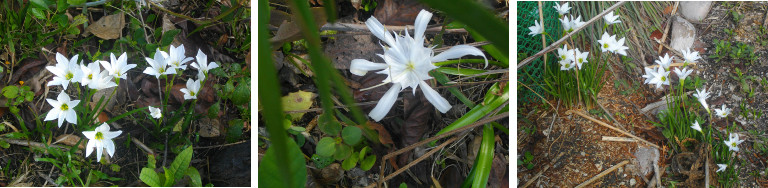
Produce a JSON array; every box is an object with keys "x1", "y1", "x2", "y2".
[
  {"x1": 630, "y1": 178, "x2": 637, "y2": 186},
  {"x1": 670, "y1": 16, "x2": 696, "y2": 52},
  {"x1": 679, "y1": 1, "x2": 713, "y2": 23}
]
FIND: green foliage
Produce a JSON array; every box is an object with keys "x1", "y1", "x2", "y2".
[
  {"x1": 709, "y1": 39, "x2": 758, "y2": 65},
  {"x1": 518, "y1": 151, "x2": 535, "y2": 170},
  {"x1": 34, "y1": 143, "x2": 88, "y2": 186},
  {"x1": 730, "y1": 10, "x2": 744, "y2": 24},
  {"x1": 361, "y1": 0, "x2": 377, "y2": 12},
  {"x1": 140, "y1": 146, "x2": 201, "y2": 187}
]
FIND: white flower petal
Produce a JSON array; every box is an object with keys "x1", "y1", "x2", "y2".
[
  {"x1": 368, "y1": 83, "x2": 401, "y2": 121},
  {"x1": 412, "y1": 9, "x2": 432, "y2": 46},
  {"x1": 85, "y1": 140, "x2": 95, "y2": 157},
  {"x1": 104, "y1": 139, "x2": 116, "y2": 157},
  {"x1": 419, "y1": 81, "x2": 451, "y2": 113},
  {"x1": 364, "y1": 16, "x2": 396, "y2": 48},
  {"x1": 431, "y1": 45, "x2": 488, "y2": 68},
  {"x1": 350, "y1": 59, "x2": 388, "y2": 76}
]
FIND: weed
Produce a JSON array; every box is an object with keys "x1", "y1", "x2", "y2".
[
  {"x1": 731, "y1": 10, "x2": 744, "y2": 24},
  {"x1": 518, "y1": 151, "x2": 535, "y2": 170},
  {"x1": 710, "y1": 39, "x2": 758, "y2": 66}
]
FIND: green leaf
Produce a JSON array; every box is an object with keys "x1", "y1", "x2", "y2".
[
  {"x1": 186, "y1": 167, "x2": 202, "y2": 187},
  {"x1": 29, "y1": 8, "x2": 46, "y2": 20},
  {"x1": 226, "y1": 119, "x2": 244, "y2": 143},
  {"x1": 232, "y1": 80, "x2": 250, "y2": 105},
  {"x1": 207, "y1": 101, "x2": 220, "y2": 118},
  {"x1": 258, "y1": 138, "x2": 307, "y2": 188},
  {"x1": 160, "y1": 29, "x2": 181, "y2": 47},
  {"x1": 470, "y1": 125, "x2": 495, "y2": 188},
  {"x1": 169, "y1": 146, "x2": 193, "y2": 180},
  {"x1": 67, "y1": 0, "x2": 85, "y2": 5},
  {"x1": 360, "y1": 155, "x2": 376, "y2": 171},
  {"x1": 419, "y1": 0, "x2": 508, "y2": 54},
  {"x1": 399, "y1": 182, "x2": 408, "y2": 188},
  {"x1": 67, "y1": 26, "x2": 80, "y2": 35},
  {"x1": 163, "y1": 167, "x2": 175, "y2": 187},
  {"x1": 333, "y1": 143, "x2": 352, "y2": 161},
  {"x1": 147, "y1": 154, "x2": 156, "y2": 169},
  {"x1": 435, "y1": 67, "x2": 487, "y2": 76},
  {"x1": 140, "y1": 168, "x2": 162, "y2": 187},
  {"x1": 72, "y1": 14, "x2": 88, "y2": 26},
  {"x1": 110, "y1": 164, "x2": 121, "y2": 172},
  {"x1": 0, "y1": 139, "x2": 9, "y2": 149},
  {"x1": 312, "y1": 154, "x2": 333, "y2": 169},
  {"x1": 319, "y1": 114, "x2": 341, "y2": 136},
  {"x1": 2, "y1": 86, "x2": 18, "y2": 98},
  {"x1": 29, "y1": 0, "x2": 50, "y2": 11},
  {"x1": 359, "y1": 146, "x2": 370, "y2": 160},
  {"x1": 316, "y1": 137, "x2": 336, "y2": 157},
  {"x1": 341, "y1": 152, "x2": 359, "y2": 170},
  {"x1": 341, "y1": 126, "x2": 362, "y2": 146}
]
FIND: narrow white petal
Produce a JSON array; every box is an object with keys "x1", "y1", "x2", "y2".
[
  {"x1": 56, "y1": 53, "x2": 69, "y2": 65},
  {"x1": 85, "y1": 140, "x2": 95, "y2": 157},
  {"x1": 431, "y1": 45, "x2": 488, "y2": 68},
  {"x1": 103, "y1": 130, "x2": 122, "y2": 140},
  {"x1": 368, "y1": 83, "x2": 401, "y2": 121},
  {"x1": 350, "y1": 59, "x2": 388, "y2": 76},
  {"x1": 413, "y1": 9, "x2": 432, "y2": 46},
  {"x1": 45, "y1": 107, "x2": 60, "y2": 121},
  {"x1": 365, "y1": 16, "x2": 396, "y2": 47},
  {"x1": 419, "y1": 81, "x2": 451, "y2": 113},
  {"x1": 104, "y1": 139, "x2": 116, "y2": 157},
  {"x1": 96, "y1": 145, "x2": 104, "y2": 162}
]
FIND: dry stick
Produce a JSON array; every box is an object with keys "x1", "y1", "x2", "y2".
[
  {"x1": 194, "y1": 140, "x2": 248, "y2": 149},
  {"x1": 538, "y1": 1, "x2": 548, "y2": 73},
  {"x1": 657, "y1": 2, "x2": 679, "y2": 55},
  {"x1": 436, "y1": 79, "x2": 509, "y2": 89},
  {"x1": 575, "y1": 160, "x2": 630, "y2": 188},
  {"x1": 368, "y1": 137, "x2": 460, "y2": 188},
  {"x1": 448, "y1": 69, "x2": 510, "y2": 83},
  {"x1": 521, "y1": 152, "x2": 566, "y2": 188},
  {"x1": 601, "y1": 136, "x2": 636, "y2": 142},
  {"x1": 567, "y1": 110, "x2": 661, "y2": 149},
  {"x1": 320, "y1": 23, "x2": 468, "y2": 34},
  {"x1": 590, "y1": 92, "x2": 628, "y2": 132},
  {"x1": 131, "y1": 137, "x2": 155, "y2": 155},
  {"x1": 518, "y1": 81, "x2": 556, "y2": 109},
  {"x1": 517, "y1": 1, "x2": 627, "y2": 69},
  {"x1": 705, "y1": 155, "x2": 709, "y2": 188},
  {"x1": 0, "y1": 138, "x2": 67, "y2": 150}
]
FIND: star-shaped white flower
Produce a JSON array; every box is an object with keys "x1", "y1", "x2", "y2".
[
  {"x1": 148, "y1": 106, "x2": 162, "y2": 119},
  {"x1": 598, "y1": 32, "x2": 616, "y2": 53},
  {"x1": 724, "y1": 133, "x2": 744, "y2": 152},
  {"x1": 655, "y1": 53, "x2": 673, "y2": 70},
  {"x1": 693, "y1": 87, "x2": 710, "y2": 113},
  {"x1": 559, "y1": 16, "x2": 572, "y2": 32},
  {"x1": 716, "y1": 164, "x2": 727, "y2": 172},
  {"x1": 100, "y1": 52, "x2": 136, "y2": 80},
  {"x1": 167, "y1": 44, "x2": 193, "y2": 71},
  {"x1": 553, "y1": 2, "x2": 571, "y2": 16},
  {"x1": 88, "y1": 69, "x2": 118, "y2": 90},
  {"x1": 715, "y1": 104, "x2": 731, "y2": 118},
  {"x1": 557, "y1": 45, "x2": 575, "y2": 63},
  {"x1": 80, "y1": 61, "x2": 101, "y2": 87},
  {"x1": 611, "y1": 37, "x2": 629, "y2": 56},
  {"x1": 143, "y1": 48, "x2": 176, "y2": 78},
  {"x1": 681, "y1": 48, "x2": 701, "y2": 64},
  {"x1": 574, "y1": 48, "x2": 589, "y2": 69},
  {"x1": 180, "y1": 79, "x2": 201, "y2": 100},
  {"x1": 559, "y1": 59, "x2": 576, "y2": 70},
  {"x1": 648, "y1": 66, "x2": 670, "y2": 89},
  {"x1": 191, "y1": 49, "x2": 219, "y2": 81},
  {"x1": 571, "y1": 15, "x2": 585, "y2": 30},
  {"x1": 604, "y1": 11, "x2": 622, "y2": 25},
  {"x1": 528, "y1": 20, "x2": 544, "y2": 36},
  {"x1": 642, "y1": 67, "x2": 655, "y2": 84},
  {"x1": 349, "y1": 9, "x2": 487, "y2": 121},
  {"x1": 44, "y1": 92, "x2": 80, "y2": 127},
  {"x1": 673, "y1": 67, "x2": 693, "y2": 81},
  {"x1": 83, "y1": 123, "x2": 122, "y2": 162},
  {"x1": 691, "y1": 120, "x2": 702, "y2": 132},
  {"x1": 46, "y1": 53, "x2": 83, "y2": 90}
]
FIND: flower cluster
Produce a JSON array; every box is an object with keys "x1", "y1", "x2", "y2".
[
  {"x1": 349, "y1": 9, "x2": 487, "y2": 121},
  {"x1": 556, "y1": 45, "x2": 590, "y2": 71},
  {"x1": 597, "y1": 32, "x2": 628, "y2": 56}
]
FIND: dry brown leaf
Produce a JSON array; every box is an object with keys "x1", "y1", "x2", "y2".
[
  {"x1": 269, "y1": 9, "x2": 292, "y2": 27},
  {"x1": 366, "y1": 121, "x2": 393, "y2": 145},
  {"x1": 162, "y1": 14, "x2": 177, "y2": 33},
  {"x1": 86, "y1": 13, "x2": 125, "y2": 40},
  {"x1": 198, "y1": 118, "x2": 221, "y2": 137},
  {"x1": 269, "y1": 7, "x2": 327, "y2": 49},
  {"x1": 53, "y1": 134, "x2": 87, "y2": 149}
]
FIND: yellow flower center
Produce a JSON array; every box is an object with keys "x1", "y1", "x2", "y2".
[
  {"x1": 95, "y1": 132, "x2": 104, "y2": 140},
  {"x1": 61, "y1": 103, "x2": 69, "y2": 111},
  {"x1": 190, "y1": 91, "x2": 196, "y2": 96},
  {"x1": 159, "y1": 67, "x2": 165, "y2": 73},
  {"x1": 65, "y1": 72, "x2": 74, "y2": 80},
  {"x1": 578, "y1": 58, "x2": 583, "y2": 63},
  {"x1": 603, "y1": 44, "x2": 609, "y2": 49},
  {"x1": 661, "y1": 76, "x2": 666, "y2": 82},
  {"x1": 406, "y1": 62, "x2": 415, "y2": 71},
  {"x1": 565, "y1": 64, "x2": 570, "y2": 68},
  {"x1": 561, "y1": 55, "x2": 566, "y2": 60},
  {"x1": 88, "y1": 74, "x2": 93, "y2": 80}
]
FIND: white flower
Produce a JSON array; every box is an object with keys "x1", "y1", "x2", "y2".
[
  {"x1": 46, "y1": 52, "x2": 83, "y2": 90},
  {"x1": 143, "y1": 48, "x2": 176, "y2": 78},
  {"x1": 604, "y1": 11, "x2": 622, "y2": 25},
  {"x1": 80, "y1": 62, "x2": 101, "y2": 87},
  {"x1": 611, "y1": 37, "x2": 629, "y2": 56},
  {"x1": 559, "y1": 59, "x2": 575, "y2": 70},
  {"x1": 715, "y1": 104, "x2": 731, "y2": 118},
  {"x1": 148, "y1": 106, "x2": 162, "y2": 119},
  {"x1": 553, "y1": 2, "x2": 571, "y2": 16},
  {"x1": 83, "y1": 123, "x2": 122, "y2": 162},
  {"x1": 655, "y1": 53, "x2": 673, "y2": 70},
  {"x1": 681, "y1": 48, "x2": 701, "y2": 64},
  {"x1": 191, "y1": 49, "x2": 219, "y2": 81},
  {"x1": 100, "y1": 52, "x2": 136, "y2": 80},
  {"x1": 167, "y1": 44, "x2": 193, "y2": 71},
  {"x1": 598, "y1": 32, "x2": 616, "y2": 53},
  {"x1": 349, "y1": 9, "x2": 487, "y2": 121},
  {"x1": 44, "y1": 92, "x2": 80, "y2": 127},
  {"x1": 724, "y1": 133, "x2": 744, "y2": 152},
  {"x1": 673, "y1": 67, "x2": 693, "y2": 81},
  {"x1": 716, "y1": 164, "x2": 727, "y2": 172},
  {"x1": 574, "y1": 48, "x2": 589, "y2": 69},
  {"x1": 557, "y1": 45, "x2": 575, "y2": 62},
  {"x1": 180, "y1": 79, "x2": 201, "y2": 100},
  {"x1": 691, "y1": 120, "x2": 702, "y2": 132},
  {"x1": 528, "y1": 20, "x2": 544, "y2": 36},
  {"x1": 571, "y1": 15, "x2": 585, "y2": 29},
  {"x1": 88, "y1": 69, "x2": 118, "y2": 90},
  {"x1": 559, "y1": 16, "x2": 572, "y2": 32},
  {"x1": 648, "y1": 67, "x2": 670, "y2": 89},
  {"x1": 642, "y1": 67, "x2": 655, "y2": 84},
  {"x1": 693, "y1": 87, "x2": 710, "y2": 113}
]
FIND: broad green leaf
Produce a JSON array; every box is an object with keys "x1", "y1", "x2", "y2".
[
  {"x1": 2, "y1": 86, "x2": 18, "y2": 98},
  {"x1": 0, "y1": 139, "x2": 9, "y2": 149},
  {"x1": 147, "y1": 154, "x2": 156, "y2": 169},
  {"x1": 341, "y1": 152, "x2": 359, "y2": 170},
  {"x1": 29, "y1": 8, "x2": 46, "y2": 20},
  {"x1": 319, "y1": 114, "x2": 341, "y2": 136},
  {"x1": 186, "y1": 167, "x2": 202, "y2": 187},
  {"x1": 316, "y1": 137, "x2": 336, "y2": 157},
  {"x1": 67, "y1": 0, "x2": 86, "y2": 5},
  {"x1": 163, "y1": 167, "x2": 174, "y2": 187},
  {"x1": 139, "y1": 168, "x2": 162, "y2": 187},
  {"x1": 258, "y1": 139, "x2": 307, "y2": 188},
  {"x1": 72, "y1": 14, "x2": 88, "y2": 26},
  {"x1": 341, "y1": 126, "x2": 362, "y2": 146},
  {"x1": 160, "y1": 29, "x2": 181, "y2": 47},
  {"x1": 226, "y1": 119, "x2": 244, "y2": 143},
  {"x1": 169, "y1": 146, "x2": 193, "y2": 180},
  {"x1": 333, "y1": 143, "x2": 352, "y2": 161},
  {"x1": 29, "y1": 0, "x2": 50, "y2": 11},
  {"x1": 470, "y1": 125, "x2": 495, "y2": 188},
  {"x1": 436, "y1": 67, "x2": 487, "y2": 76},
  {"x1": 360, "y1": 155, "x2": 376, "y2": 171},
  {"x1": 281, "y1": 90, "x2": 315, "y2": 121},
  {"x1": 358, "y1": 146, "x2": 370, "y2": 159},
  {"x1": 312, "y1": 154, "x2": 333, "y2": 169},
  {"x1": 232, "y1": 79, "x2": 250, "y2": 105}
]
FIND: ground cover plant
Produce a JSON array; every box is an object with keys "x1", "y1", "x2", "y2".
[
  {"x1": 258, "y1": 0, "x2": 509, "y2": 187},
  {"x1": 0, "y1": 0, "x2": 250, "y2": 186}
]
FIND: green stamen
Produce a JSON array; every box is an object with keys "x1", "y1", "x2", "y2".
[
  {"x1": 95, "y1": 132, "x2": 104, "y2": 140},
  {"x1": 61, "y1": 103, "x2": 69, "y2": 111}
]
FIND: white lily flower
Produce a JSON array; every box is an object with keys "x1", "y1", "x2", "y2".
[
  {"x1": 180, "y1": 79, "x2": 201, "y2": 100},
  {"x1": 528, "y1": 20, "x2": 544, "y2": 36},
  {"x1": 691, "y1": 120, "x2": 702, "y2": 132},
  {"x1": 604, "y1": 11, "x2": 622, "y2": 25},
  {"x1": 557, "y1": 45, "x2": 574, "y2": 62},
  {"x1": 715, "y1": 104, "x2": 731, "y2": 118},
  {"x1": 349, "y1": 9, "x2": 487, "y2": 121},
  {"x1": 716, "y1": 164, "x2": 727, "y2": 172},
  {"x1": 148, "y1": 106, "x2": 162, "y2": 119},
  {"x1": 46, "y1": 53, "x2": 83, "y2": 90},
  {"x1": 88, "y1": 69, "x2": 118, "y2": 90},
  {"x1": 673, "y1": 67, "x2": 693, "y2": 81},
  {"x1": 681, "y1": 48, "x2": 701, "y2": 64},
  {"x1": 611, "y1": 37, "x2": 629, "y2": 56},
  {"x1": 648, "y1": 66, "x2": 670, "y2": 89},
  {"x1": 655, "y1": 53, "x2": 673, "y2": 70},
  {"x1": 559, "y1": 16, "x2": 572, "y2": 32},
  {"x1": 80, "y1": 62, "x2": 101, "y2": 87},
  {"x1": 693, "y1": 87, "x2": 710, "y2": 113},
  {"x1": 100, "y1": 52, "x2": 136, "y2": 80},
  {"x1": 724, "y1": 133, "x2": 744, "y2": 152},
  {"x1": 571, "y1": 15, "x2": 585, "y2": 30},
  {"x1": 553, "y1": 2, "x2": 571, "y2": 16},
  {"x1": 559, "y1": 58, "x2": 576, "y2": 70},
  {"x1": 44, "y1": 92, "x2": 80, "y2": 127},
  {"x1": 642, "y1": 67, "x2": 655, "y2": 84},
  {"x1": 167, "y1": 44, "x2": 193, "y2": 71},
  {"x1": 574, "y1": 48, "x2": 589, "y2": 69},
  {"x1": 83, "y1": 123, "x2": 122, "y2": 162},
  {"x1": 143, "y1": 48, "x2": 176, "y2": 78},
  {"x1": 191, "y1": 49, "x2": 219, "y2": 81},
  {"x1": 597, "y1": 32, "x2": 616, "y2": 53}
]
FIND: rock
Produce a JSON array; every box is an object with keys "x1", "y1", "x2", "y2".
[
  {"x1": 630, "y1": 178, "x2": 637, "y2": 186},
  {"x1": 618, "y1": 167, "x2": 624, "y2": 174},
  {"x1": 210, "y1": 141, "x2": 251, "y2": 186},
  {"x1": 580, "y1": 151, "x2": 586, "y2": 156},
  {"x1": 679, "y1": 1, "x2": 712, "y2": 23},
  {"x1": 670, "y1": 16, "x2": 696, "y2": 52},
  {"x1": 634, "y1": 146, "x2": 660, "y2": 176}
]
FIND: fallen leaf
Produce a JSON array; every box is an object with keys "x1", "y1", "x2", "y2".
[
  {"x1": 269, "y1": 7, "x2": 327, "y2": 49},
  {"x1": 372, "y1": 0, "x2": 428, "y2": 25},
  {"x1": 86, "y1": 13, "x2": 125, "y2": 40},
  {"x1": 663, "y1": 5, "x2": 675, "y2": 15},
  {"x1": 53, "y1": 134, "x2": 87, "y2": 149},
  {"x1": 281, "y1": 90, "x2": 316, "y2": 121},
  {"x1": 269, "y1": 9, "x2": 292, "y2": 27},
  {"x1": 366, "y1": 121, "x2": 393, "y2": 145},
  {"x1": 198, "y1": 118, "x2": 221, "y2": 137}
]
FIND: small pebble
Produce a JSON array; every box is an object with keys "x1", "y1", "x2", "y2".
[
  {"x1": 630, "y1": 179, "x2": 637, "y2": 186},
  {"x1": 618, "y1": 167, "x2": 623, "y2": 174},
  {"x1": 581, "y1": 152, "x2": 586, "y2": 156}
]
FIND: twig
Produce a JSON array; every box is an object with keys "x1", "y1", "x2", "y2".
[
  {"x1": 0, "y1": 138, "x2": 68, "y2": 150},
  {"x1": 657, "y1": 2, "x2": 679, "y2": 55},
  {"x1": 601, "y1": 136, "x2": 636, "y2": 142},
  {"x1": 590, "y1": 92, "x2": 628, "y2": 132},
  {"x1": 575, "y1": 160, "x2": 630, "y2": 188},
  {"x1": 37, "y1": 171, "x2": 59, "y2": 187},
  {"x1": 194, "y1": 140, "x2": 248, "y2": 149},
  {"x1": 517, "y1": 1, "x2": 627, "y2": 69},
  {"x1": 567, "y1": 110, "x2": 661, "y2": 149},
  {"x1": 518, "y1": 81, "x2": 556, "y2": 110},
  {"x1": 131, "y1": 137, "x2": 155, "y2": 155},
  {"x1": 319, "y1": 23, "x2": 467, "y2": 34},
  {"x1": 705, "y1": 155, "x2": 709, "y2": 188},
  {"x1": 369, "y1": 137, "x2": 459, "y2": 188},
  {"x1": 446, "y1": 69, "x2": 509, "y2": 84},
  {"x1": 521, "y1": 152, "x2": 565, "y2": 188}
]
